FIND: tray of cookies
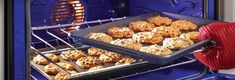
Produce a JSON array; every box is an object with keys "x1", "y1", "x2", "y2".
[
  {"x1": 30, "y1": 45, "x2": 147, "y2": 80},
  {"x1": 70, "y1": 12, "x2": 215, "y2": 65}
]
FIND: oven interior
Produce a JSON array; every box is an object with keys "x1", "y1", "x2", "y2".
[{"x1": 29, "y1": 0, "x2": 218, "y2": 80}]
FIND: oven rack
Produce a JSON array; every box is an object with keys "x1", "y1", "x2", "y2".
[
  {"x1": 31, "y1": 30, "x2": 115, "y2": 79},
  {"x1": 31, "y1": 17, "x2": 144, "y2": 79},
  {"x1": 111, "y1": 56, "x2": 209, "y2": 80},
  {"x1": 30, "y1": 74, "x2": 37, "y2": 80},
  {"x1": 31, "y1": 17, "x2": 127, "y2": 30},
  {"x1": 30, "y1": 17, "x2": 200, "y2": 79},
  {"x1": 31, "y1": 37, "x2": 150, "y2": 79},
  {"x1": 31, "y1": 17, "x2": 127, "y2": 48}
]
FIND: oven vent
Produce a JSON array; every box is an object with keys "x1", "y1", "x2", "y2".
[{"x1": 50, "y1": 0, "x2": 84, "y2": 25}]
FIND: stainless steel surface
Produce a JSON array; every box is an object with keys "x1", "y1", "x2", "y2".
[
  {"x1": 203, "y1": 0, "x2": 209, "y2": 19},
  {"x1": 0, "y1": 0, "x2": 4, "y2": 79},
  {"x1": 216, "y1": 0, "x2": 235, "y2": 22},
  {"x1": 216, "y1": 0, "x2": 224, "y2": 21}
]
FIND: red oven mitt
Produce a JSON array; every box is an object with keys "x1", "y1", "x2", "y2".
[{"x1": 194, "y1": 22, "x2": 235, "y2": 71}]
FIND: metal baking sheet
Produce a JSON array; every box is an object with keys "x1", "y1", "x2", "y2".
[
  {"x1": 70, "y1": 12, "x2": 215, "y2": 65},
  {"x1": 30, "y1": 45, "x2": 148, "y2": 80}
]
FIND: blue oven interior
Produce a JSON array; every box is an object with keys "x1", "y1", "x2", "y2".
[
  {"x1": 15, "y1": 0, "x2": 235, "y2": 80},
  {"x1": 31, "y1": 0, "x2": 211, "y2": 27},
  {"x1": 30, "y1": 0, "x2": 215, "y2": 49}
]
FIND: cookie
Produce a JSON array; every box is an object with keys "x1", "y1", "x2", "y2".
[
  {"x1": 86, "y1": 33, "x2": 113, "y2": 43},
  {"x1": 55, "y1": 71, "x2": 76, "y2": 80},
  {"x1": 152, "y1": 26, "x2": 181, "y2": 37},
  {"x1": 57, "y1": 62, "x2": 75, "y2": 70},
  {"x1": 60, "y1": 50, "x2": 85, "y2": 60},
  {"x1": 180, "y1": 31, "x2": 199, "y2": 42},
  {"x1": 67, "y1": 70, "x2": 77, "y2": 74},
  {"x1": 33, "y1": 54, "x2": 59, "y2": 65},
  {"x1": 171, "y1": 20, "x2": 197, "y2": 31},
  {"x1": 33, "y1": 55, "x2": 49, "y2": 65},
  {"x1": 111, "y1": 39, "x2": 142, "y2": 50},
  {"x1": 140, "y1": 44, "x2": 172, "y2": 56},
  {"x1": 163, "y1": 37, "x2": 194, "y2": 49},
  {"x1": 115, "y1": 57, "x2": 136, "y2": 65},
  {"x1": 88, "y1": 66, "x2": 103, "y2": 71},
  {"x1": 128, "y1": 21, "x2": 154, "y2": 32},
  {"x1": 87, "y1": 47, "x2": 107, "y2": 56},
  {"x1": 55, "y1": 72, "x2": 70, "y2": 80},
  {"x1": 44, "y1": 63, "x2": 59, "y2": 75},
  {"x1": 147, "y1": 16, "x2": 172, "y2": 26},
  {"x1": 76, "y1": 56, "x2": 100, "y2": 69},
  {"x1": 99, "y1": 52, "x2": 123, "y2": 63},
  {"x1": 132, "y1": 32, "x2": 163, "y2": 44},
  {"x1": 107, "y1": 26, "x2": 134, "y2": 38},
  {"x1": 45, "y1": 54, "x2": 59, "y2": 62}
]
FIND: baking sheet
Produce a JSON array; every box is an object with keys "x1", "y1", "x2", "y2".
[
  {"x1": 30, "y1": 45, "x2": 148, "y2": 80},
  {"x1": 70, "y1": 12, "x2": 215, "y2": 65}
]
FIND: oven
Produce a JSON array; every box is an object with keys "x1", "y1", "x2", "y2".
[{"x1": 6, "y1": 0, "x2": 235, "y2": 80}]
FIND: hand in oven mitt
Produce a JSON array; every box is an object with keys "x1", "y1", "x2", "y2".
[{"x1": 194, "y1": 22, "x2": 235, "y2": 71}]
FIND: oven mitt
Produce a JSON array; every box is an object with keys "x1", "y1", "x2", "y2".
[{"x1": 194, "y1": 22, "x2": 235, "y2": 71}]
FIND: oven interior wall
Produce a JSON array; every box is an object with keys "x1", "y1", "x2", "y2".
[
  {"x1": 30, "y1": 0, "x2": 213, "y2": 49},
  {"x1": 30, "y1": 0, "x2": 208, "y2": 27}
]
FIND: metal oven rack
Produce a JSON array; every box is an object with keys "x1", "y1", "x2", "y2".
[{"x1": 30, "y1": 17, "x2": 204, "y2": 80}]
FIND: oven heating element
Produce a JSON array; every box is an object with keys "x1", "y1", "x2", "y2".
[{"x1": 51, "y1": 0, "x2": 84, "y2": 24}]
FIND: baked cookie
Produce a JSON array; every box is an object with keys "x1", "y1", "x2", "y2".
[
  {"x1": 180, "y1": 31, "x2": 199, "y2": 42},
  {"x1": 88, "y1": 66, "x2": 103, "y2": 71},
  {"x1": 57, "y1": 62, "x2": 75, "y2": 70},
  {"x1": 147, "y1": 16, "x2": 172, "y2": 26},
  {"x1": 44, "y1": 63, "x2": 59, "y2": 75},
  {"x1": 45, "y1": 54, "x2": 59, "y2": 62},
  {"x1": 107, "y1": 26, "x2": 134, "y2": 38},
  {"x1": 87, "y1": 47, "x2": 107, "y2": 56},
  {"x1": 140, "y1": 44, "x2": 172, "y2": 56},
  {"x1": 152, "y1": 26, "x2": 181, "y2": 37},
  {"x1": 99, "y1": 52, "x2": 123, "y2": 63},
  {"x1": 55, "y1": 71, "x2": 76, "y2": 80},
  {"x1": 33, "y1": 54, "x2": 59, "y2": 65},
  {"x1": 76, "y1": 56, "x2": 100, "y2": 69},
  {"x1": 86, "y1": 33, "x2": 113, "y2": 43},
  {"x1": 111, "y1": 39, "x2": 142, "y2": 50},
  {"x1": 60, "y1": 50, "x2": 85, "y2": 60},
  {"x1": 68, "y1": 70, "x2": 77, "y2": 74},
  {"x1": 115, "y1": 57, "x2": 136, "y2": 65},
  {"x1": 132, "y1": 32, "x2": 163, "y2": 44},
  {"x1": 128, "y1": 21, "x2": 154, "y2": 32},
  {"x1": 171, "y1": 20, "x2": 197, "y2": 31},
  {"x1": 163, "y1": 37, "x2": 194, "y2": 49},
  {"x1": 55, "y1": 72, "x2": 70, "y2": 80}
]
